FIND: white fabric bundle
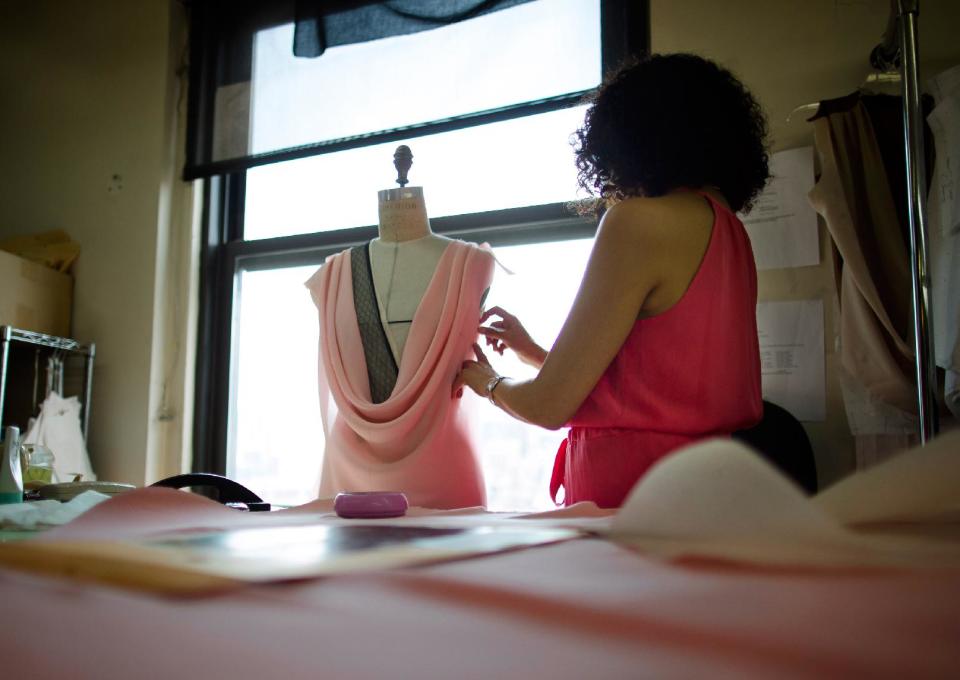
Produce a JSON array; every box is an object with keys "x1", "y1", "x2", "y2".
[{"x1": 23, "y1": 392, "x2": 96, "y2": 482}]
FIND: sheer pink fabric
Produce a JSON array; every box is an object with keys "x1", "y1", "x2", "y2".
[{"x1": 306, "y1": 240, "x2": 494, "y2": 509}]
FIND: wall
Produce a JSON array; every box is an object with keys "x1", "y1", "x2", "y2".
[
  {"x1": 0, "y1": 0, "x2": 196, "y2": 485},
  {"x1": 651, "y1": 0, "x2": 960, "y2": 486}
]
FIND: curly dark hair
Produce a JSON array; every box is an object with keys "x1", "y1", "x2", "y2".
[{"x1": 573, "y1": 53, "x2": 770, "y2": 213}]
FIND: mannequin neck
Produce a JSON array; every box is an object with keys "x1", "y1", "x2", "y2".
[{"x1": 377, "y1": 186, "x2": 432, "y2": 242}]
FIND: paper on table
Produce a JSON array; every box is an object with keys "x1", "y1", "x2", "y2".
[
  {"x1": 757, "y1": 299, "x2": 825, "y2": 421},
  {"x1": 610, "y1": 435, "x2": 960, "y2": 568},
  {"x1": 0, "y1": 486, "x2": 584, "y2": 593},
  {"x1": 0, "y1": 523, "x2": 579, "y2": 594},
  {"x1": 739, "y1": 146, "x2": 820, "y2": 270}
]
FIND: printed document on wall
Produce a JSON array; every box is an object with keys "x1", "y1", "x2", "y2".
[
  {"x1": 927, "y1": 64, "x2": 960, "y2": 236},
  {"x1": 757, "y1": 299, "x2": 825, "y2": 421},
  {"x1": 740, "y1": 146, "x2": 820, "y2": 270}
]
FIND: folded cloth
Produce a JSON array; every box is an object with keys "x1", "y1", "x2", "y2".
[{"x1": 0, "y1": 490, "x2": 108, "y2": 530}]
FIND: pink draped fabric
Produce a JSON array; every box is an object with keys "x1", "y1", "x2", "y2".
[{"x1": 306, "y1": 240, "x2": 494, "y2": 509}]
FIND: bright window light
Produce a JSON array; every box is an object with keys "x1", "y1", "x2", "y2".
[
  {"x1": 244, "y1": 105, "x2": 589, "y2": 240},
  {"x1": 470, "y1": 238, "x2": 593, "y2": 511},
  {"x1": 231, "y1": 266, "x2": 324, "y2": 505}
]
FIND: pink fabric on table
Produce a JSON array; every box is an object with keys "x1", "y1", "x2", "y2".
[
  {"x1": 4, "y1": 492, "x2": 960, "y2": 678},
  {"x1": 553, "y1": 190, "x2": 763, "y2": 508},
  {"x1": 33, "y1": 487, "x2": 336, "y2": 542},
  {"x1": 31, "y1": 487, "x2": 573, "y2": 544},
  {"x1": 3, "y1": 537, "x2": 959, "y2": 679},
  {"x1": 306, "y1": 240, "x2": 494, "y2": 510}
]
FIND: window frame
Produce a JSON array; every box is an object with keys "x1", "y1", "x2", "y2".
[{"x1": 192, "y1": 0, "x2": 650, "y2": 475}]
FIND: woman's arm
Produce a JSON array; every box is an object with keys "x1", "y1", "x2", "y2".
[{"x1": 457, "y1": 199, "x2": 671, "y2": 429}]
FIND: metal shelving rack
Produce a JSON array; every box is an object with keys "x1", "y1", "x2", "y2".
[{"x1": 0, "y1": 326, "x2": 95, "y2": 442}]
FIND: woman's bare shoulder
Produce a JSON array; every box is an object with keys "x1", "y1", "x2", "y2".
[{"x1": 599, "y1": 193, "x2": 711, "y2": 246}]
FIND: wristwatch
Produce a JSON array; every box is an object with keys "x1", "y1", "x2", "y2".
[{"x1": 485, "y1": 375, "x2": 507, "y2": 405}]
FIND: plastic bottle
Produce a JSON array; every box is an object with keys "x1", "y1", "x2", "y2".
[
  {"x1": 0, "y1": 426, "x2": 24, "y2": 504},
  {"x1": 21, "y1": 443, "x2": 55, "y2": 489}
]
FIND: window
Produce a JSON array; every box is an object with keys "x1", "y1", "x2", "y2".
[
  {"x1": 248, "y1": 2, "x2": 601, "y2": 156},
  {"x1": 465, "y1": 239, "x2": 593, "y2": 510},
  {"x1": 243, "y1": 105, "x2": 590, "y2": 240},
  {"x1": 192, "y1": 0, "x2": 649, "y2": 509}
]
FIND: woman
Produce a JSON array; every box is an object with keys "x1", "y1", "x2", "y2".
[{"x1": 454, "y1": 54, "x2": 769, "y2": 508}]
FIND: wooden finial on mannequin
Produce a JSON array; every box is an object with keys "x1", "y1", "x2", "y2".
[
  {"x1": 378, "y1": 145, "x2": 430, "y2": 242},
  {"x1": 394, "y1": 145, "x2": 413, "y2": 188}
]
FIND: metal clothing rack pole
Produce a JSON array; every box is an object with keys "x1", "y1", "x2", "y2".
[{"x1": 872, "y1": 0, "x2": 939, "y2": 443}]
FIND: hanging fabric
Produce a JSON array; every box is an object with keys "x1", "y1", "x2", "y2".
[
  {"x1": 349, "y1": 242, "x2": 399, "y2": 404},
  {"x1": 808, "y1": 93, "x2": 934, "y2": 466},
  {"x1": 293, "y1": 1, "x2": 532, "y2": 58},
  {"x1": 23, "y1": 392, "x2": 96, "y2": 483},
  {"x1": 305, "y1": 240, "x2": 494, "y2": 509}
]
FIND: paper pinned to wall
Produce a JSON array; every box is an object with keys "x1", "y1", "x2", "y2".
[
  {"x1": 757, "y1": 299, "x2": 825, "y2": 421},
  {"x1": 927, "y1": 71, "x2": 960, "y2": 236},
  {"x1": 739, "y1": 146, "x2": 820, "y2": 270}
]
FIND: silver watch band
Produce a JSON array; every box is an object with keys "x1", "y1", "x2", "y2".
[{"x1": 485, "y1": 375, "x2": 507, "y2": 405}]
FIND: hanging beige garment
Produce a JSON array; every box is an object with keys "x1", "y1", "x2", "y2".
[
  {"x1": 809, "y1": 98, "x2": 923, "y2": 469},
  {"x1": 809, "y1": 100, "x2": 916, "y2": 415}
]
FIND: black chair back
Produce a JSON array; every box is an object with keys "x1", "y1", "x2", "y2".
[{"x1": 733, "y1": 400, "x2": 818, "y2": 494}]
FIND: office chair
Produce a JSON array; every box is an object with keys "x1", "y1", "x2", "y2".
[
  {"x1": 152, "y1": 473, "x2": 271, "y2": 511},
  {"x1": 733, "y1": 400, "x2": 818, "y2": 494}
]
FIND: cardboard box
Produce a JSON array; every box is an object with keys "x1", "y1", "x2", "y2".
[{"x1": 0, "y1": 248, "x2": 72, "y2": 337}]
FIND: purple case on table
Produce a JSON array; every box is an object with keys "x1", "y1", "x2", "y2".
[{"x1": 334, "y1": 491, "x2": 409, "y2": 519}]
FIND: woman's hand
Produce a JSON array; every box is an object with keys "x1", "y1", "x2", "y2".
[
  {"x1": 478, "y1": 306, "x2": 547, "y2": 368},
  {"x1": 453, "y1": 343, "x2": 499, "y2": 399}
]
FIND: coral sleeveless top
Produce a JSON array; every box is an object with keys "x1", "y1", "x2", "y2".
[{"x1": 552, "y1": 191, "x2": 763, "y2": 508}]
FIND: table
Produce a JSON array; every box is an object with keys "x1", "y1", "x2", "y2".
[{"x1": 2, "y1": 488, "x2": 958, "y2": 679}]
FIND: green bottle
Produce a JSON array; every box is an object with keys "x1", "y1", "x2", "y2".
[{"x1": 0, "y1": 426, "x2": 23, "y2": 504}]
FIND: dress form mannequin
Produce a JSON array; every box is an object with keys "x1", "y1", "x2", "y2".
[
  {"x1": 305, "y1": 144, "x2": 495, "y2": 507},
  {"x1": 370, "y1": 146, "x2": 451, "y2": 363}
]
